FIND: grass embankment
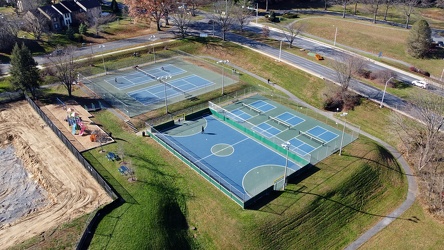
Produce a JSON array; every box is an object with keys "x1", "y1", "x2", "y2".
[{"x1": 362, "y1": 201, "x2": 444, "y2": 249}]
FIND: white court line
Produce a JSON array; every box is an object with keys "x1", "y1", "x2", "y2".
[{"x1": 196, "y1": 137, "x2": 250, "y2": 163}]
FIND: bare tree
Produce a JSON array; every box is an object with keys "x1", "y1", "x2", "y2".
[
  {"x1": 232, "y1": 3, "x2": 252, "y2": 32},
  {"x1": 170, "y1": 5, "x2": 192, "y2": 38},
  {"x1": 185, "y1": 0, "x2": 210, "y2": 16},
  {"x1": 87, "y1": 8, "x2": 116, "y2": 36},
  {"x1": 391, "y1": 94, "x2": 444, "y2": 171},
  {"x1": 280, "y1": 22, "x2": 304, "y2": 48},
  {"x1": 124, "y1": 0, "x2": 169, "y2": 31},
  {"x1": 398, "y1": 0, "x2": 420, "y2": 29},
  {"x1": 23, "y1": 11, "x2": 48, "y2": 40},
  {"x1": 210, "y1": 0, "x2": 236, "y2": 41},
  {"x1": 47, "y1": 46, "x2": 79, "y2": 97},
  {"x1": 366, "y1": 0, "x2": 382, "y2": 23},
  {"x1": 382, "y1": 0, "x2": 393, "y2": 21},
  {"x1": 341, "y1": 0, "x2": 350, "y2": 18},
  {"x1": 0, "y1": 16, "x2": 17, "y2": 51},
  {"x1": 331, "y1": 55, "x2": 366, "y2": 94}
]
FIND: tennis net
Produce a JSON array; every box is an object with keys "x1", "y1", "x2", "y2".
[
  {"x1": 269, "y1": 115, "x2": 291, "y2": 129},
  {"x1": 299, "y1": 130, "x2": 326, "y2": 146},
  {"x1": 136, "y1": 66, "x2": 192, "y2": 98},
  {"x1": 242, "y1": 102, "x2": 262, "y2": 114}
]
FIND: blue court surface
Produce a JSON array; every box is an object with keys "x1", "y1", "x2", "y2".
[
  {"x1": 230, "y1": 109, "x2": 252, "y2": 121},
  {"x1": 275, "y1": 112, "x2": 305, "y2": 126},
  {"x1": 289, "y1": 137, "x2": 317, "y2": 155},
  {"x1": 105, "y1": 64, "x2": 186, "y2": 90},
  {"x1": 249, "y1": 100, "x2": 276, "y2": 112},
  {"x1": 127, "y1": 75, "x2": 214, "y2": 105},
  {"x1": 162, "y1": 115, "x2": 302, "y2": 199},
  {"x1": 252, "y1": 122, "x2": 282, "y2": 138},
  {"x1": 306, "y1": 126, "x2": 338, "y2": 144}
]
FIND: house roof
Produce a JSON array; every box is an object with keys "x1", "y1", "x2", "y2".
[
  {"x1": 52, "y1": 3, "x2": 70, "y2": 14},
  {"x1": 38, "y1": 5, "x2": 60, "y2": 18},
  {"x1": 77, "y1": 0, "x2": 101, "y2": 9},
  {"x1": 60, "y1": 1, "x2": 82, "y2": 12}
]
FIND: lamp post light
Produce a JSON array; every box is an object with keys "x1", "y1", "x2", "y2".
[
  {"x1": 98, "y1": 44, "x2": 106, "y2": 75},
  {"x1": 334, "y1": 26, "x2": 338, "y2": 46},
  {"x1": 440, "y1": 68, "x2": 444, "y2": 82},
  {"x1": 217, "y1": 60, "x2": 229, "y2": 95},
  {"x1": 158, "y1": 75, "x2": 172, "y2": 114},
  {"x1": 256, "y1": 3, "x2": 258, "y2": 23},
  {"x1": 380, "y1": 76, "x2": 394, "y2": 108},
  {"x1": 281, "y1": 141, "x2": 291, "y2": 190},
  {"x1": 278, "y1": 40, "x2": 283, "y2": 62},
  {"x1": 339, "y1": 112, "x2": 348, "y2": 156},
  {"x1": 149, "y1": 35, "x2": 157, "y2": 63}
]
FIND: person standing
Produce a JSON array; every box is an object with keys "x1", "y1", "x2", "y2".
[{"x1": 201, "y1": 126, "x2": 205, "y2": 134}]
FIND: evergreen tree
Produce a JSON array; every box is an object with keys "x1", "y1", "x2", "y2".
[
  {"x1": 111, "y1": 0, "x2": 120, "y2": 13},
  {"x1": 10, "y1": 43, "x2": 41, "y2": 98},
  {"x1": 407, "y1": 19, "x2": 432, "y2": 58},
  {"x1": 79, "y1": 23, "x2": 88, "y2": 35}
]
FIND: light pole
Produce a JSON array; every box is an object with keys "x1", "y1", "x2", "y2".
[
  {"x1": 440, "y1": 68, "x2": 444, "y2": 82},
  {"x1": 98, "y1": 44, "x2": 106, "y2": 75},
  {"x1": 281, "y1": 141, "x2": 290, "y2": 190},
  {"x1": 149, "y1": 35, "x2": 157, "y2": 63},
  {"x1": 380, "y1": 76, "x2": 394, "y2": 108},
  {"x1": 256, "y1": 3, "x2": 258, "y2": 23},
  {"x1": 158, "y1": 75, "x2": 172, "y2": 114},
  {"x1": 217, "y1": 60, "x2": 229, "y2": 95},
  {"x1": 339, "y1": 112, "x2": 348, "y2": 156},
  {"x1": 334, "y1": 26, "x2": 338, "y2": 46},
  {"x1": 278, "y1": 40, "x2": 283, "y2": 62}
]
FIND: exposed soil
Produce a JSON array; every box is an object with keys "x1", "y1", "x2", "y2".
[{"x1": 0, "y1": 101, "x2": 112, "y2": 249}]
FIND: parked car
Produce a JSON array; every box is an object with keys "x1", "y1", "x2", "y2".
[{"x1": 411, "y1": 80, "x2": 427, "y2": 89}]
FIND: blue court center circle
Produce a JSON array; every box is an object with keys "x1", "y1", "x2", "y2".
[{"x1": 211, "y1": 143, "x2": 234, "y2": 157}]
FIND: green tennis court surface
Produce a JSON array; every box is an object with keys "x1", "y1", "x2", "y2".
[{"x1": 80, "y1": 57, "x2": 239, "y2": 117}]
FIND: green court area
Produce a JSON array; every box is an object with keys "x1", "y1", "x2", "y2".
[
  {"x1": 211, "y1": 95, "x2": 359, "y2": 164},
  {"x1": 79, "y1": 55, "x2": 239, "y2": 117}
]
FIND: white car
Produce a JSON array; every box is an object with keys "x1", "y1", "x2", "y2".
[{"x1": 412, "y1": 80, "x2": 427, "y2": 89}]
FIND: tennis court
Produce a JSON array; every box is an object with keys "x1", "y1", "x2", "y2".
[
  {"x1": 80, "y1": 56, "x2": 239, "y2": 117},
  {"x1": 127, "y1": 75, "x2": 214, "y2": 106}
]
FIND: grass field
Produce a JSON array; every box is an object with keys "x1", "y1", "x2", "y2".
[{"x1": 5, "y1": 38, "x2": 441, "y2": 249}]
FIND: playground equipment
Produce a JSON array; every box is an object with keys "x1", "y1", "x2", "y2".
[{"x1": 66, "y1": 108, "x2": 87, "y2": 135}]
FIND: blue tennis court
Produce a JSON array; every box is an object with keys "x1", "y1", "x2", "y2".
[
  {"x1": 289, "y1": 137, "x2": 317, "y2": 155},
  {"x1": 105, "y1": 64, "x2": 186, "y2": 90},
  {"x1": 275, "y1": 112, "x2": 305, "y2": 126},
  {"x1": 306, "y1": 126, "x2": 339, "y2": 143},
  {"x1": 127, "y1": 75, "x2": 213, "y2": 105},
  {"x1": 231, "y1": 109, "x2": 252, "y2": 121},
  {"x1": 252, "y1": 122, "x2": 282, "y2": 138},
  {"x1": 250, "y1": 100, "x2": 276, "y2": 112}
]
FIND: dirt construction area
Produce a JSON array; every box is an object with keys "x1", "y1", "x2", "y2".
[{"x1": 0, "y1": 101, "x2": 112, "y2": 248}]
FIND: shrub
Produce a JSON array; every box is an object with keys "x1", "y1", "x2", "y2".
[
  {"x1": 282, "y1": 13, "x2": 299, "y2": 18},
  {"x1": 268, "y1": 11, "x2": 277, "y2": 22},
  {"x1": 409, "y1": 66, "x2": 418, "y2": 72},
  {"x1": 357, "y1": 69, "x2": 372, "y2": 79}
]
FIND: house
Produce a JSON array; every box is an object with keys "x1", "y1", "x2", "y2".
[{"x1": 24, "y1": 0, "x2": 101, "y2": 31}]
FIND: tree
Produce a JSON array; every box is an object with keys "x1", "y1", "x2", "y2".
[
  {"x1": 79, "y1": 23, "x2": 88, "y2": 36},
  {"x1": 280, "y1": 22, "x2": 304, "y2": 48},
  {"x1": 382, "y1": 0, "x2": 393, "y2": 21},
  {"x1": 210, "y1": 0, "x2": 236, "y2": 41},
  {"x1": 23, "y1": 11, "x2": 48, "y2": 41},
  {"x1": 124, "y1": 0, "x2": 172, "y2": 31},
  {"x1": 341, "y1": 0, "x2": 349, "y2": 18},
  {"x1": 170, "y1": 5, "x2": 192, "y2": 38},
  {"x1": 407, "y1": 19, "x2": 432, "y2": 58},
  {"x1": 367, "y1": 0, "x2": 382, "y2": 24},
  {"x1": 331, "y1": 55, "x2": 366, "y2": 95},
  {"x1": 47, "y1": 46, "x2": 79, "y2": 97},
  {"x1": 399, "y1": 0, "x2": 420, "y2": 28},
  {"x1": 232, "y1": 3, "x2": 252, "y2": 32},
  {"x1": 0, "y1": 16, "x2": 17, "y2": 51},
  {"x1": 9, "y1": 43, "x2": 41, "y2": 98},
  {"x1": 185, "y1": 0, "x2": 210, "y2": 16},
  {"x1": 111, "y1": 0, "x2": 120, "y2": 13}
]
